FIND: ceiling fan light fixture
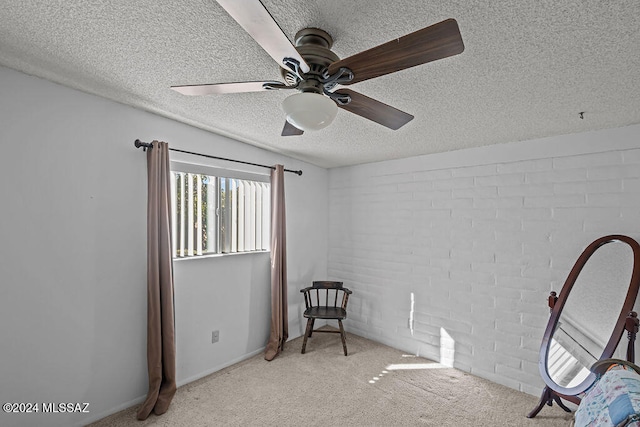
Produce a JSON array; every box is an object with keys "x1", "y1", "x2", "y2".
[{"x1": 282, "y1": 92, "x2": 338, "y2": 131}]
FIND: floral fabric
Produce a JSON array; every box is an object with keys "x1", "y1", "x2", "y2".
[{"x1": 575, "y1": 365, "x2": 640, "y2": 427}]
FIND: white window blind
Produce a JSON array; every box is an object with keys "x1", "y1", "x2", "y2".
[{"x1": 170, "y1": 165, "x2": 270, "y2": 258}]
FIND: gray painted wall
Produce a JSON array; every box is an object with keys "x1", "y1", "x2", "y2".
[{"x1": 0, "y1": 66, "x2": 328, "y2": 427}]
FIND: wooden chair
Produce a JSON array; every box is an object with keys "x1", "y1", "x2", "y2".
[{"x1": 300, "y1": 281, "x2": 352, "y2": 356}]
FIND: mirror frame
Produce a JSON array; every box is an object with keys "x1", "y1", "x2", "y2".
[{"x1": 538, "y1": 234, "x2": 640, "y2": 398}]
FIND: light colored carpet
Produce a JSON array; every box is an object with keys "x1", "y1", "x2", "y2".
[{"x1": 91, "y1": 328, "x2": 574, "y2": 426}]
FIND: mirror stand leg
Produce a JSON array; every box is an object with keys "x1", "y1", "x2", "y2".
[
  {"x1": 527, "y1": 386, "x2": 550, "y2": 418},
  {"x1": 553, "y1": 394, "x2": 572, "y2": 412},
  {"x1": 527, "y1": 386, "x2": 572, "y2": 418}
]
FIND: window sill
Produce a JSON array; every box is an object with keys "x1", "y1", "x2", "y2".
[{"x1": 172, "y1": 250, "x2": 270, "y2": 262}]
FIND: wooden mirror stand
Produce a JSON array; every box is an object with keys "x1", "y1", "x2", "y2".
[{"x1": 527, "y1": 235, "x2": 640, "y2": 418}]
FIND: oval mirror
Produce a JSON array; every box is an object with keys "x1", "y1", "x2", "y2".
[{"x1": 539, "y1": 235, "x2": 640, "y2": 398}]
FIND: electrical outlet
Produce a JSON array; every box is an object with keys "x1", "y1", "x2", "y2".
[{"x1": 212, "y1": 330, "x2": 219, "y2": 344}]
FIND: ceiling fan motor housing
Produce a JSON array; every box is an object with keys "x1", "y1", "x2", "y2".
[{"x1": 281, "y1": 28, "x2": 340, "y2": 94}]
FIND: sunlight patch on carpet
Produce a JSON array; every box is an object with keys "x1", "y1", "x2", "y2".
[
  {"x1": 386, "y1": 363, "x2": 449, "y2": 370},
  {"x1": 369, "y1": 361, "x2": 447, "y2": 383}
]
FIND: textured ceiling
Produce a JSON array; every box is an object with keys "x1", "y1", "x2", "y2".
[{"x1": 1, "y1": 1, "x2": 639, "y2": 168}]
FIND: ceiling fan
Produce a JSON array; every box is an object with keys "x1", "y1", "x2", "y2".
[{"x1": 171, "y1": 0, "x2": 464, "y2": 136}]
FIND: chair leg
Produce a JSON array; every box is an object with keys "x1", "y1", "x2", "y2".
[
  {"x1": 308, "y1": 319, "x2": 315, "y2": 337},
  {"x1": 301, "y1": 318, "x2": 313, "y2": 354},
  {"x1": 338, "y1": 319, "x2": 348, "y2": 356}
]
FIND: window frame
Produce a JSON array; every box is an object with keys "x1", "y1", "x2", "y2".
[{"x1": 170, "y1": 161, "x2": 270, "y2": 260}]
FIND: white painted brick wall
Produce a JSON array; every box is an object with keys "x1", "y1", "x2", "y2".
[{"x1": 328, "y1": 125, "x2": 640, "y2": 396}]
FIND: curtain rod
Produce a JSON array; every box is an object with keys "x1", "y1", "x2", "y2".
[{"x1": 134, "y1": 139, "x2": 303, "y2": 176}]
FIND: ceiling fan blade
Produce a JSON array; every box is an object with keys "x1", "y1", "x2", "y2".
[
  {"x1": 281, "y1": 121, "x2": 304, "y2": 136},
  {"x1": 171, "y1": 81, "x2": 285, "y2": 96},
  {"x1": 327, "y1": 18, "x2": 464, "y2": 85},
  {"x1": 334, "y1": 89, "x2": 413, "y2": 130},
  {"x1": 216, "y1": 0, "x2": 310, "y2": 74}
]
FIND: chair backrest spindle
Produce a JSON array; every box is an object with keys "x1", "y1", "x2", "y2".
[{"x1": 301, "y1": 281, "x2": 351, "y2": 310}]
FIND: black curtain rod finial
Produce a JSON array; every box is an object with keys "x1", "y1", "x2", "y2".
[{"x1": 134, "y1": 139, "x2": 153, "y2": 151}]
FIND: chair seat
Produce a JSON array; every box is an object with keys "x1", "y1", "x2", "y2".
[{"x1": 304, "y1": 306, "x2": 347, "y2": 320}]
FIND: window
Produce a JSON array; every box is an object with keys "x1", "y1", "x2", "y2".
[{"x1": 170, "y1": 163, "x2": 270, "y2": 258}]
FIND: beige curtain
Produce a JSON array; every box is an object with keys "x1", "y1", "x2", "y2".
[
  {"x1": 265, "y1": 164, "x2": 288, "y2": 361},
  {"x1": 137, "y1": 140, "x2": 177, "y2": 420}
]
